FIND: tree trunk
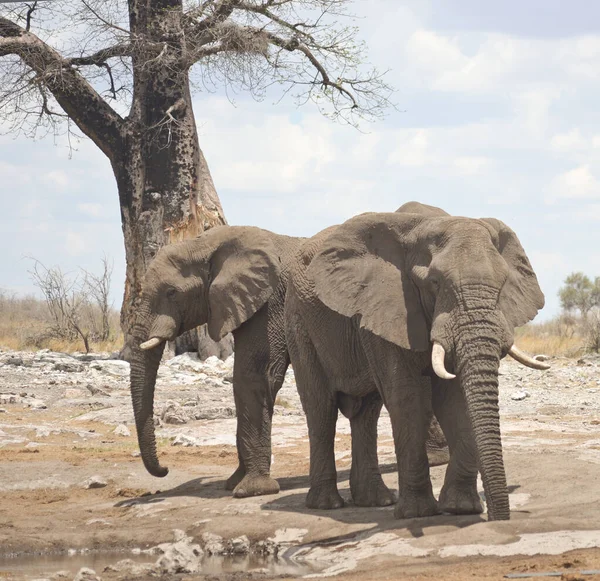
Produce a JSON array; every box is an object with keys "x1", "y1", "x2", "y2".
[{"x1": 116, "y1": 0, "x2": 227, "y2": 357}]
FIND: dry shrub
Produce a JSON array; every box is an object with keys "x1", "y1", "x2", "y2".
[
  {"x1": 515, "y1": 315, "x2": 586, "y2": 357},
  {"x1": 0, "y1": 290, "x2": 122, "y2": 353}
]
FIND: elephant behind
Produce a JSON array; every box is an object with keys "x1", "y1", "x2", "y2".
[{"x1": 284, "y1": 202, "x2": 548, "y2": 520}]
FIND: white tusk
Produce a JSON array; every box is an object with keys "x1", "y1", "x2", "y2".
[
  {"x1": 140, "y1": 337, "x2": 163, "y2": 350},
  {"x1": 508, "y1": 345, "x2": 550, "y2": 370},
  {"x1": 432, "y1": 342, "x2": 456, "y2": 380}
]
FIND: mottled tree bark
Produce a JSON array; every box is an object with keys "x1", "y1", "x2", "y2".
[{"x1": 116, "y1": 1, "x2": 226, "y2": 353}]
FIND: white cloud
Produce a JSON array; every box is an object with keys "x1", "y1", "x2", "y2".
[
  {"x1": 550, "y1": 129, "x2": 587, "y2": 152},
  {"x1": 529, "y1": 251, "x2": 567, "y2": 272},
  {"x1": 387, "y1": 129, "x2": 431, "y2": 167},
  {"x1": 43, "y1": 170, "x2": 70, "y2": 191},
  {"x1": 78, "y1": 203, "x2": 104, "y2": 218},
  {"x1": 64, "y1": 231, "x2": 86, "y2": 256},
  {"x1": 547, "y1": 165, "x2": 600, "y2": 202},
  {"x1": 0, "y1": 161, "x2": 32, "y2": 186}
]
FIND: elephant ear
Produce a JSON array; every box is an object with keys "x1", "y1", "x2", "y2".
[
  {"x1": 480, "y1": 218, "x2": 545, "y2": 328},
  {"x1": 307, "y1": 213, "x2": 430, "y2": 351},
  {"x1": 207, "y1": 228, "x2": 282, "y2": 341}
]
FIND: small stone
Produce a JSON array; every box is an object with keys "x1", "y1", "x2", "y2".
[
  {"x1": 0, "y1": 394, "x2": 18, "y2": 404},
  {"x1": 53, "y1": 362, "x2": 83, "y2": 373},
  {"x1": 27, "y1": 398, "x2": 47, "y2": 410},
  {"x1": 83, "y1": 475, "x2": 108, "y2": 489},
  {"x1": 64, "y1": 388, "x2": 87, "y2": 399},
  {"x1": 162, "y1": 402, "x2": 189, "y2": 425},
  {"x1": 254, "y1": 539, "x2": 278, "y2": 556},
  {"x1": 0, "y1": 408, "x2": 6, "y2": 413},
  {"x1": 153, "y1": 530, "x2": 203, "y2": 574},
  {"x1": 534, "y1": 354, "x2": 550, "y2": 362},
  {"x1": 172, "y1": 434, "x2": 200, "y2": 447},
  {"x1": 87, "y1": 384, "x2": 111, "y2": 397},
  {"x1": 230, "y1": 535, "x2": 250, "y2": 554},
  {"x1": 131, "y1": 450, "x2": 141, "y2": 457},
  {"x1": 113, "y1": 424, "x2": 131, "y2": 437},
  {"x1": 90, "y1": 360, "x2": 130, "y2": 376},
  {"x1": 201, "y1": 532, "x2": 225, "y2": 555},
  {"x1": 73, "y1": 567, "x2": 100, "y2": 581},
  {"x1": 511, "y1": 391, "x2": 528, "y2": 401},
  {"x1": 5, "y1": 356, "x2": 23, "y2": 366},
  {"x1": 36, "y1": 427, "x2": 54, "y2": 437}
]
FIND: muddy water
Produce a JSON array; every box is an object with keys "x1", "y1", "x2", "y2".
[{"x1": 0, "y1": 551, "x2": 321, "y2": 579}]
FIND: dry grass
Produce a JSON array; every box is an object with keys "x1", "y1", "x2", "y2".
[
  {"x1": 515, "y1": 318, "x2": 587, "y2": 358},
  {"x1": 0, "y1": 292, "x2": 122, "y2": 353}
]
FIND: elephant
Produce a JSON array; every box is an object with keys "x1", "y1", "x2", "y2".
[
  {"x1": 284, "y1": 202, "x2": 549, "y2": 520},
  {"x1": 130, "y1": 222, "x2": 450, "y2": 500},
  {"x1": 130, "y1": 225, "x2": 301, "y2": 498}
]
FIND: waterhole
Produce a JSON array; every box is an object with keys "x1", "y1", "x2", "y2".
[{"x1": 0, "y1": 550, "x2": 321, "y2": 578}]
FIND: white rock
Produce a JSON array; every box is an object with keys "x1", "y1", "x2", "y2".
[
  {"x1": 64, "y1": 389, "x2": 87, "y2": 399},
  {"x1": 162, "y1": 401, "x2": 189, "y2": 425},
  {"x1": 73, "y1": 568, "x2": 100, "y2": 581},
  {"x1": 113, "y1": 424, "x2": 131, "y2": 437},
  {"x1": 172, "y1": 434, "x2": 200, "y2": 447},
  {"x1": 166, "y1": 353, "x2": 205, "y2": 373},
  {"x1": 27, "y1": 398, "x2": 47, "y2": 410},
  {"x1": 35, "y1": 426, "x2": 56, "y2": 438},
  {"x1": 0, "y1": 394, "x2": 20, "y2": 404},
  {"x1": 201, "y1": 532, "x2": 225, "y2": 555},
  {"x1": 511, "y1": 391, "x2": 529, "y2": 401},
  {"x1": 230, "y1": 535, "x2": 250, "y2": 554},
  {"x1": 153, "y1": 530, "x2": 203, "y2": 574},
  {"x1": 83, "y1": 475, "x2": 108, "y2": 489},
  {"x1": 90, "y1": 360, "x2": 130, "y2": 376}
]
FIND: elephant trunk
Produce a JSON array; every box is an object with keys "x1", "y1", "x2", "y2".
[
  {"x1": 454, "y1": 313, "x2": 510, "y2": 521},
  {"x1": 129, "y1": 306, "x2": 169, "y2": 477}
]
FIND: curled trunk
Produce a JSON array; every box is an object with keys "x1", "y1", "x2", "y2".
[
  {"x1": 129, "y1": 305, "x2": 168, "y2": 477},
  {"x1": 455, "y1": 325, "x2": 510, "y2": 521}
]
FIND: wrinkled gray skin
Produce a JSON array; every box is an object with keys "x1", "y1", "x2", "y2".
[
  {"x1": 130, "y1": 223, "x2": 449, "y2": 500},
  {"x1": 284, "y1": 202, "x2": 545, "y2": 520},
  {"x1": 129, "y1": 226, "x2": 300, "y2": 498}
]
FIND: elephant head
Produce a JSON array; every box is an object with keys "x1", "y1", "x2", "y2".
[
  {"x1": 307, "y1": 204, "x2": 547, "y2": 521},
  {"x1": 129, "y1": 225, "x2": 282, "y2": 477}
]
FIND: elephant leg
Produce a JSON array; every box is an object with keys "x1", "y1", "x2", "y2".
[
  {"x1": 349, "y1": 391, "x2": 396, "y2": 507},
  {"x1": 426, "y1": 412, "x2": 450, "y2": 467},
  {"x1": 227, "y1": 372, "x2": 281, "y2": 498},
  {"x1": 292, "y1": 352, "x2": 342, "y2": 509},
  {"x1": 431, "y1": 378, "x2": 482, "y2": 515},
  {"x1": 361, "y1": 338, "x2": 439, "y2": 519},
  {"x1": 226, "y1": 317, "x2": 285, "y2": 498}
]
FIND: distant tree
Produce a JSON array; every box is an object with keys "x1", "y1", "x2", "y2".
[
  {"x1": 28, "y1": 257, "x2": 116, "y2": 352},
  {"x1": 0, "y1": 1, "x2": 393, "y2": 350},
  {"x1": 559, "y1": 272, "x2": 600, "y2": 352},
  {"x1": 558, "y1": 272, "x2": 600, "y2": 316}
]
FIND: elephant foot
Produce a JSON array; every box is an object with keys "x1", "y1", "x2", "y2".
[
  {"x1": 394, "y1": 489, "x2": 440, "y2": 519},
  {"x1": 225, "y1": 465, "x2": 245, "y2": 491},
  {"x1": 439, "y1": 481, "x2": 483, "y2": 515},
  {"x1": 351, "y1": 477, "x2": 396, "y2": 507},
  {"x1": 232, "y1": 474, "x2": 280, "y2": 498},
  {"x1": 306, "y1": 482, "x2": 344, "y2": 510}
]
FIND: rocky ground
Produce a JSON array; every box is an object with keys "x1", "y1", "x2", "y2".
[{"x1": 0, "y1": 348, "x2": 600, "y2": 581}]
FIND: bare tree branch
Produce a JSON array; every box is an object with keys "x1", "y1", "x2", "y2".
[{"x1": 0, "y1": 15, "x2": 124, "y2": 158}]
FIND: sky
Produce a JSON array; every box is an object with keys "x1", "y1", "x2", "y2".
[{"x1": 3, "y1": 0, "x2": 600, "y2": 321}]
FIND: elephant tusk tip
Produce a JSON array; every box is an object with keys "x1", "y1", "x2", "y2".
[{"x1": 140, "y1": 337, "x2": 163, "y2": 350}]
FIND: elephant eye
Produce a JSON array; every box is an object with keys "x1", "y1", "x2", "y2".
[{"x1": 165, "y1": 288, "x2": 177, "y2": 300}]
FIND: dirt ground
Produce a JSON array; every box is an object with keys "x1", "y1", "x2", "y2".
[{"x1": 1, "y1": 349, "x2": 600, "y2": 581}]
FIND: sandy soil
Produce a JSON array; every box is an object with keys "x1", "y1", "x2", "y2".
[{"x1": 0, "y1": 349, "x2": 599, "y2": 581}]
